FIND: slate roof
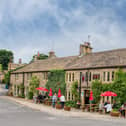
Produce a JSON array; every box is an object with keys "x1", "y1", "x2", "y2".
[
  {"x1": 65, "y1": 48, "x2": 126, "y2": 70},
  {"x1": 12, "y1": 48, "x2": 126, "y2": 73},
  {"x1": 12, "y1": 56, "x2": 78, "y2": 73}
]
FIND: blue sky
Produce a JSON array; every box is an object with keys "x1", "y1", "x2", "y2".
[{"x1": 0, "y1": 0, "x2": 126, "y2": 63}]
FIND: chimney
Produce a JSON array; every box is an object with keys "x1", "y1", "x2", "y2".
[
  {"x1": 19, "y1": 58, "x2": 22, "y2": 64},
  {"x1": 34, "y1": 55, "x2": 38, "y2": 61},
  {"x1": 79, "y1": 42, "x2": 92, "y2": 56},
  {"x1": 48, "y1": 51, "x2": 56, "y2": 59}
]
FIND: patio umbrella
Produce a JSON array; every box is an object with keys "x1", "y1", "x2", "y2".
[
  {"x1": 58, "y1": 88, "x2": 61, "y2": 98},
  {"x1": 100, "y1": 91, "x2": 117, "y2": 97},
  {"x1": 89, "y1": 90, "x2": 94, "y2": 101},
  {"x1": 36, "y1": 87, "x2": 48, "y2": 92},
  {"x1": 49, "y1": 88, "x2": 53, "y2": 96}
]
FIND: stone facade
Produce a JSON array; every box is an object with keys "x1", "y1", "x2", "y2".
[{"x1": 10, "y1": 42, "x2": 126, "y2": 105}]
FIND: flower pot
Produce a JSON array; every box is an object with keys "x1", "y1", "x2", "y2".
[
  {"x1": 56, "y1": 104, "x2": 62, "y2": 109},
  {"x1": 64, "y1": 106, "x2": 71, "y2": 111},
  {"x1": 110, "y1": 112, "x2": 120, "y2": 117},
  {"x1": 47, "y1": 101, "x2": 52, "y2": 106}
]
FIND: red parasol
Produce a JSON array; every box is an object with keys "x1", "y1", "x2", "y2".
[
  {"x1": 49, "y1": 88, "x2": 53, "y2": 96},
  {"x1": 36, "y1": 87, "x2": 48, "y2": 92},
  {"x1": 89, "y1": 90, "x2": 94, "y2": 101},
  {"x1": 100, "y1": 91, "x2": 117, "y2": 96},
  {"x1": 58, "y1": 88, "x2": 61, "y2": 98}
]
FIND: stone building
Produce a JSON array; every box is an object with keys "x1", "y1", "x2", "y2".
[{"x1": 10, "y1": 42, "x2": 126, "y2": 105}]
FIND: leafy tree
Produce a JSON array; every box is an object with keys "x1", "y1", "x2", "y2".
[
  {"x1": 4, "y1": 72, "x2": 10, "y2": 84},
  {"x1": 0, "y1": 49, "x2": 13, "y2": 70},
  {"x1": 111, "y1": 69, "x2": 126, "y2": 104},
  {"x1": 29, "y1": 76, "x2": 40, "y2": 96},
  {"x1": 30, "y1": 53, "x2": 48, "y2": 63},
  {"x1": 92, "y1": 80, "x2": 103, "y2": 103},
  {"x1": 45, "y1": 70, "x2": 66, "y2": 96},
  {"x1": 71, "y1": 81, "x2": 79, "y2": 101}
]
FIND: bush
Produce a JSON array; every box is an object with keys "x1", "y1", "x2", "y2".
[
  {"x1": 65, "y1": 101, "x2": 77, "y2": 108},
  {"x1": 28, "y1": 92, "x2": 33, "y2": 99},
  {"x1": 29, "y1": 76, "x2": 39, "y2": 96},
  {"x1": 92, "y1": 80, "x2": 102, "y2": 103}
]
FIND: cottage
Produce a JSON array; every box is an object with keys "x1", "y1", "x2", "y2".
[{"x1": 10, "y1": 42, "x2": 126, "y2": 105}]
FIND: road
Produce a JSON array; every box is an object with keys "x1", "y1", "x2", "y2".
[{"x1": 0, "y1": 97, "x2": 126, "y2": 126}]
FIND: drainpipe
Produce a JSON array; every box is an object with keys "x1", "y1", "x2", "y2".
[
  {"x1": 22, "y1": 72, "x2": 25, "y2": 96},
  {"x1": 79, "y1": 72, "x2": 82, "y2": 101}
]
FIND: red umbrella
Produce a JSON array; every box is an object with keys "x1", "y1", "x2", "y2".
[
  {"x1": 89, "y1": 90, "x2": 94, "y2": 101},
  {"x1": 58, "y1": 88, "x2": 61, "y2": 98},
  {"x1": 36, "y1": 87, "x2": 48, "y2": 92},
  {"x1": 49, "y1": 88, "x2": 53, "y2": 96},
  {"x1": 100, "y1": 91, "x2": 117, "y2": 96}
]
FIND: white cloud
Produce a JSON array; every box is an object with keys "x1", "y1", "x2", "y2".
[{"x1": 0, "y1": 0, "x2": 126, "y2": 63}]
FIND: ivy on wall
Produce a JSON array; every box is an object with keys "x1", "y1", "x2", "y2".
[
  {"x1": 29, "y1": 76, "x2": 39, "y2": 96},
  {"x1": 45, "y1": 69, "x2": 66, "y2": 96},
  {"x1": 71, "y1": 81, "x2": 79, "y2": 101},
  {"x1": 92, "y1": 69, "x2": 126, "y2": 104}
]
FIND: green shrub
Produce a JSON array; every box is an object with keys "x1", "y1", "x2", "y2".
[
  {"x1": 65, "y1": 101, "x2": 77, "y2": 108},
  {"x1": 28, "y1": 92, "x2": 33, "y2": 99}
]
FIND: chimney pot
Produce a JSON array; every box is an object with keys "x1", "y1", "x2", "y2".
[{"x1": 49, "y1": 51, "x2": 56, "y2": 58}]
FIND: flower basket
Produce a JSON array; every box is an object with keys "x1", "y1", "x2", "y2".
[
  {"x1": 110, "y1": 111, "x2": 120, "y2": 117},
  {"x1": 64, "y1": 106, "x2": 71, "y2": 111}
]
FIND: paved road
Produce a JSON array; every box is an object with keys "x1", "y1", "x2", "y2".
[
  {"x1": 0, "y1": 97, "x2": 126, "y2": 126},
  {"x1": 0, "y1": 84, "x2": 8, "y2": 96}
]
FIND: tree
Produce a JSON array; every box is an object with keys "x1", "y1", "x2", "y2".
[
  {"x1": 29, "y1": 76, "x2": 40, "y2": 96},
  {"x1": 30, "y1": 53, "x2": 48, "y2": 62},
  {"x1": 45, "y1": 70, "x2": 66, "y2": 96},
  {"x1": 0, "y1": 49, "x2": 13, "y2": 70},
  {"x1": 4, "y1": 72, "x2": 10, "y2": 85},
  {"x1": 92, "y1": 80, "x2": 103, "y2": 103},
  {"x1": 71, "y1": 81, "x2": 79, "y2": 101},
  {"x1": 111, "y1": 69, "x2": 126, "y2": 104}
]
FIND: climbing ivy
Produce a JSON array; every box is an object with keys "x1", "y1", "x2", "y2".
[
  {"x1": 71, "y1": 81, "x2": 79, "y2": 101},
  {"x1": 45, "y1": 69, "x2": 66, "y2": 96}
]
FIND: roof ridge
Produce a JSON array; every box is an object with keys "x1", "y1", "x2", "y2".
[{"x1": 91, "y1": 48, "x2": 126, "y2": 55}]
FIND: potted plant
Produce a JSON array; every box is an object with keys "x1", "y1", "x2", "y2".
[
  {"x1": 64, "y1": 101, "x2": 71, "y2": 111},
  {"x1": 47, "y1": 98, "x2": 52, "y2": 106},
  {"x1": 110, "y1": 109, "x2": 120, "y2": 117},
  {"x1": 56, "y1": 101, "x2": 62, "y2": 109}
]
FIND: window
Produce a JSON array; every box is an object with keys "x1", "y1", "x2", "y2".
[
  {"x1": 15, "y1": 74, "x2": 19, "y2": 80},
  {"x1": 68, "y1": 92, "x2": 71, "y2": 100},
  {"x1": 93, "y1": 74, "x2": 100, "y2": 80},
  {"x1": 103, "y1": 72, "x2": 106, "y2": 81},
  {"x1": 27, "y1": 73, "x2": 32, "y2": 80},
  {"x1": 112, "y1": 71, "x2": 115, "y2": 81},
  {"x1": 69, "y1": 73, "x2": 71, "y2": 82},
  {"x1": 85, "y1": 72, "x2": 88, "y2": 81},
  {"x1": 72, "y1": 73, "x2": 74, "y2": 81},
  {"x1": 107, "y1": 72, "x2": 110, "y2": 81},
  {"x1": 66, "y1": 73, "x2": 68, "y2": 81},
  {"x1": 89, "y1": 72, "x2": 92, "y2": 81},
  {"x1": 43, "y1": 72, "x2": 48, "y2": 80}
]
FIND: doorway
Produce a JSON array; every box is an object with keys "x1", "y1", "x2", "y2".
[{"x1": 84, "y1": 90, "x2": 90, "y2": 104}]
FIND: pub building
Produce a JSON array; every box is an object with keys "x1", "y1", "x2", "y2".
[{"x1": 10, "y1": 42, "x2": 126, "y2": 105}]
